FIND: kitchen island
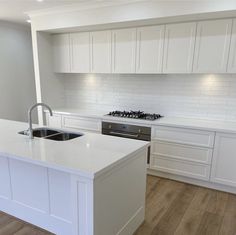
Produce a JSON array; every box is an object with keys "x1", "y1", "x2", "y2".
[{"x1": 0, "y1": 119, "x2": 149, "y2": 235}]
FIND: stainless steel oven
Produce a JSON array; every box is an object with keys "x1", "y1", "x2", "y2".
[{"x1": 102, "y1": 122, "x2": 151, "y2": 165}]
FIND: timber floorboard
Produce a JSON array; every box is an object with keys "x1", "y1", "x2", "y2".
[
  {"x1": 1, "y1": 175, "x2": 236, "y2": 235},
  {"x1": 135, "y1": 175, "x2": 236, "y2": 235}
]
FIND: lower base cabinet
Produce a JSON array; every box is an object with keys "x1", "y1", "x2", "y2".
[
  {"x1": 62, "y1": 115, "x2": 101, "y2": 133},
  {"x1": 151, "y1": 127, "x2": 236, "y2": 192},
  {"x1": 46, "y1": 112, "x2": 101, "y2": 133},
  {"x1": 45, "y1": 114, "x2": 236, "y2": 191},
  {"x1": 150, "y1": 126, "x2": 214, "y2": 182},
  {"x1": 151, "y1": 155, "x2": 211, "y2": 181},
  {"x1": 211, "y1": 132, "x2": 236, "y2": 187}
]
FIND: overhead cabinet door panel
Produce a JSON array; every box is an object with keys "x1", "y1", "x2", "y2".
[
  {"x1": 163, "y1": 22, "x2": 196, "y2": 73},
  {"x1": 193, "y1": 19, "x2": 232, "y2": 73},
  {"x1": 52, "y1": 34, "x2": 70, "y2": 73},
  {"x1": 70, "y1": 32, "x2": 90, "y2": 73},
  {"x1": 112, "y1": 28, "x2": 137, "y2": 73},
  {"x1": 90, "y1": 30, "x2": 112, "y2": 73},
  {"x1": 228, "y1": 19, "x2": 236, "y2": 73},
  {"x1": 136, "y1": 25, "x2": 164, "y2": 73}
]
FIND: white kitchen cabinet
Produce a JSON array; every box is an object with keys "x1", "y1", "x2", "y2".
[
  {"x1": 62, "y1": 115, "x2": 101, "y2": 133},
  {"x1": 193, "y1": 19, "x2": 232, "y2": 73},
  {"x1": 151, "y1": 140, "x2": 213, "y2": 164},
  {"x1": 163, "y1": 22, "x2": 196, "y2": 73},
  {"x1": 152, "y1": 125, "x2": 215, "y2": 148},
  {"x1": 211, "y1": 132, "x2": 236, "y2": 187},
  {"x1": 70, "y1": 32, "x2": 90, "y2": 73},
  {"x1": 112, "y1": 28, "x2": 137, "y2": 73},
  {"x1": 52, "y1": 34, "x2": 70, "y2": 73},
  {"x1": 228, "y1": 19, "x2": 236, "y2": 73},
  {"x1": 136, "y1": 25, "x2": 164, "y2": 73},
  {"x1": 46, "y1": 113, "x2": 62, "y2": 128},
  {"x1": 151, "y1": 155, "x2": 211, "y2": 181},
  {"x1": 90, "y1": 30, "x2": 112, "y2": 73},
  {"x1": 150, "y1": 125, "x2": 214, "y2": 181}
]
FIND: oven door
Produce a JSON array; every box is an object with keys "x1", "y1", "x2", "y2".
[{"x1": 102, "y1": 122, "x2": 151, "y2": 167}]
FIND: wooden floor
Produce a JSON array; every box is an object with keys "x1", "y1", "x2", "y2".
[
  {"x1": 1, "y1": 175, "x2": 236, "y2": 235},
  {"x1": 135, "y1": 175, "x2": 236, "y2": 235},
  {"x1": 0, "y1": 211, "x2": 53, "y2": 235}
]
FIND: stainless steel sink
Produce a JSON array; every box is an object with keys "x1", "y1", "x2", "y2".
[
  {"x1": 45, "y1": 132, "x2": 83, "y2": 141},
  {"x1": 19, "y1": 128, "x2": 83, "y2": 141},
  {"x1": 19, "y1": 128, "x2": 60, "y2": 138}
]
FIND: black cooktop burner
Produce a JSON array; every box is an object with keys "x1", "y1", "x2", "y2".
[{"x1": 107, "y1": 111, "x2": 163, "y2": 121}]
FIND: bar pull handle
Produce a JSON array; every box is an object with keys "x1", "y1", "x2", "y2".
[{"x1": 109, "y1": 131, "x2": 139, "y2": 138}]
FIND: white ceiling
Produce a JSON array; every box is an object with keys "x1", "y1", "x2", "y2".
[{"x1": 0, "y1": 0, "x2": 90, "y2": 24}]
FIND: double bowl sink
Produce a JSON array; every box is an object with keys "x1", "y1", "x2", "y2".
[{"x1": 19, "y1": 128, "x2": 83, "y2": 141}]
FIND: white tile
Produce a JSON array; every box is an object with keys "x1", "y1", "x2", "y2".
[{"x1": 63, "y1": 74, "x2": 236, "y2": 121}]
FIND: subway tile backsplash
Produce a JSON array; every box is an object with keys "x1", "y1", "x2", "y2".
[{"x1": 63, "y1": 73, "x2": 236, "y2": 121}]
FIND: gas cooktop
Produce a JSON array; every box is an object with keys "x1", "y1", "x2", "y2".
[{"x1": 107, "y1": 111, "x2": 163, "y2": 121}]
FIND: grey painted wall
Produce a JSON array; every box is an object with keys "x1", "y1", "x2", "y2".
[{"x1": 0, "y1": 21, "x2": 37, "y2": 122}]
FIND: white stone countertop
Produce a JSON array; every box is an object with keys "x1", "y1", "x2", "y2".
[
  {"x1": 0, "y1": 119, "x2": 149, "y2": 179},
  {"x1": 48, "y1": 108, "x2": 236, "y2": 134}
]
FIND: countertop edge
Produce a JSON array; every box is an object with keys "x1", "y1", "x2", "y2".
[
  {"x1": 0, "y1": 141, "x2": 149, "y2": 180},
  {"x1": 93, "y1": 143, "x2": 150, "y2": 179},
  {"x1": 1, "y1": 151, "x2": 95, "y2": 179}
]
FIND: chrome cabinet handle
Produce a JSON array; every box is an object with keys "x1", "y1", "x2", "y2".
[{"x1": 109, "y1": 131, "x2": 139, "y2": 138}]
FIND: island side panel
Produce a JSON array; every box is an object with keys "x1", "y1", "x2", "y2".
[
  {"x1": 0, "y1": 156, "x2": 12, "y2": 200},
  {"x1": 0, "y1": 155, "x2": 73, "y2": 235},
  {"x1": 94, "y1": 148, "x2": 147, "y2": 235},
  {"x1": 70, "y1": 175, "x2": 94, "y2": 235}
]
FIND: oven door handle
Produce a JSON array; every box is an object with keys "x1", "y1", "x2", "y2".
[{"x1": 109, "y1": 131, "x2": 139, "y2": 138}]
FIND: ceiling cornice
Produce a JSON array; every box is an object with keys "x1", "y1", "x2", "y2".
[{"x1": 26, "y1": 0, "x2": 144, "y2": 18}]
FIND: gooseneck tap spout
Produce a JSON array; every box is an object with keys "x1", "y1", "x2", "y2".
[{"x1": 28, "y1": 103, "x2": 53, "y2": 139}]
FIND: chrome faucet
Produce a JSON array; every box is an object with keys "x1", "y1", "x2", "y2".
[{"x1": 27, "y1": 103, "x2": 53, "y2": 139}]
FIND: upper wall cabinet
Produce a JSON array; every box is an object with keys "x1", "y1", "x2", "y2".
[
  {"x1": 90, "y1": 30, "x2": 112, "y2": 73},
  {"x1": 163, "y1": 22, "x2": 196, "y2": 73},
  {"x1": 51, "y1": 18, "x2": 236, "y2": 74},
  {"x1": 112, "y1": 28, "x2": 137, "y2": 73},
  {"x1": 193, "y1": 19, "x2": 232, "y2": 73},
  {"x1": 136, "y1": 25, "x2": 165, "y2": 74},
  {"x1": 70, "y1": 32, "x2": 90, "y2": 73},
  {"x1": 52, "y1": 34, "x2": 70, "y2": 73},
  {"x1": 228, "y1": 19, "x2": 236, "y2": 73}
]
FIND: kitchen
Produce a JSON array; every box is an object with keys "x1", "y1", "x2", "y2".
[{"x1": 1, "y1": 0, "x2": 236, "y2": 234}]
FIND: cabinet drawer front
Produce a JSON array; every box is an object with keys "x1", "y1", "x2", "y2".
[
  {"x1": 151, "y1": 141, "x2": 213, "y2": 164},
  {"x1": 152, "y1": 126, "x2": 214, "y2": 147},
  {"x1": 62, "y1": 116, "x2": 101, "y2": 132},
  {"x1": 150, "y1": 156, "x2": 210, "y2": 181}
]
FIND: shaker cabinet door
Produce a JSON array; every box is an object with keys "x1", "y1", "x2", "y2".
[
  {"x1": 112, "y1": 28, "x2": 137, "y2": 73},
  {"x1": 228, "y1": 19, "x2": 236, "y2": 73},
  {"x1": 70, "y1": 32, "x2": 90, "y2": 73},
  {"x1": 52, "y1": 34, "x2": 70, "y2": 73},
  {"x1": 193, "y1": 19, "x2": 232, "y2": 73},
  {"x1": 163, "y1": 22, "x2": 196, "y2": 73},
  {"x1": 90, "y1": 30, "x2": 112, "y2": 73},
  {"x1": 211, "y1": 132, "x2": 236, "y2": 187},
  {"x1": 136, "y1": 25, "x2": 164, "y2": 73}
]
